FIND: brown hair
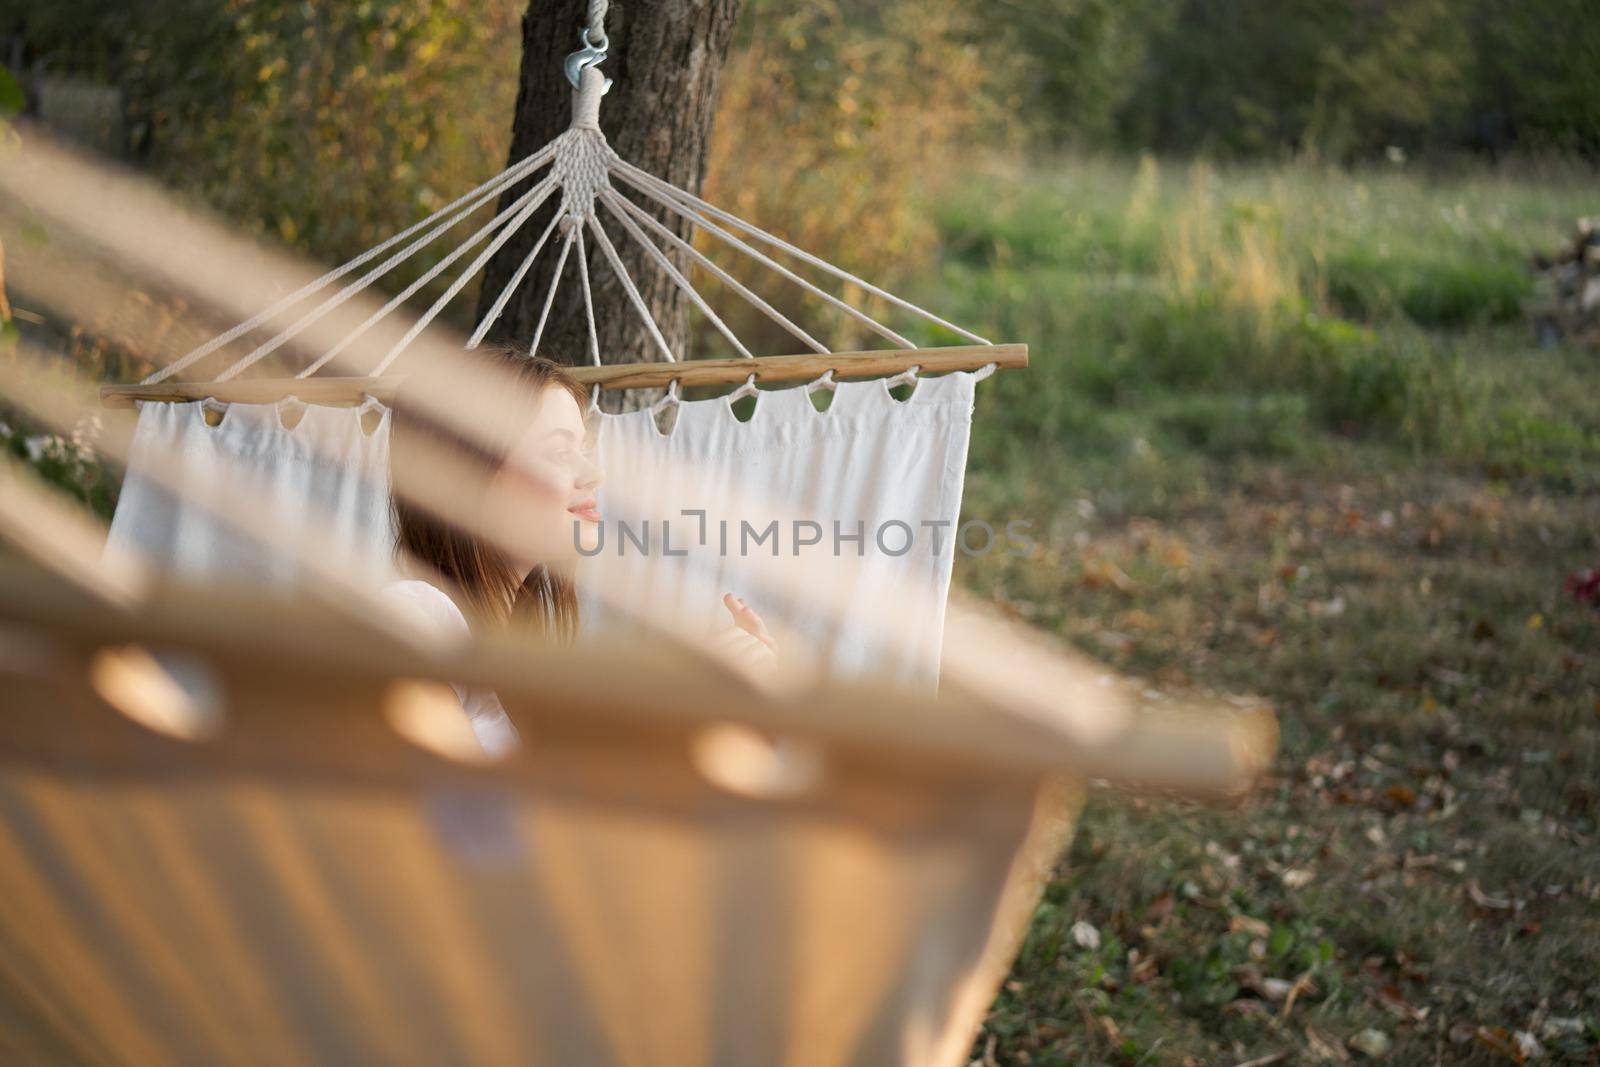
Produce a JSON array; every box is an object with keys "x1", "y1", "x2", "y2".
[{"x1": 389, "y1": 346, "x2": 592, "y2": 639}]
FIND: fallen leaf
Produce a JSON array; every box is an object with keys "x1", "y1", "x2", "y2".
[
  {"x1": 1467, "y1": 881, "x2": 1518, "y2": 912},
  {"x1": 1283, "y1": 868, "x2": 1315, "y2": 889},
  {"x1": 1260, "y1": 977, "x2": 1296, "y2": 1001},
  {"x1": 1145, "y1": 891, "x2": 1177, "y2": 923},
  {"x1": 1372, "y1": 984, "x2": 1428, "y2": 1022},
  {"x1": 1349, "y1": 1028, "x2": 1392, "y2": 1058},
  {"x1": 1083, "y1": 558, "x2": 1136, "y2": 594},
  {"x1": 1473, "y1": 1026, "x2": 1519, "y2": 1061},
  {"x1": 1385, "y1": 784, "x2": 1418, "y2": 808},
  {"x1": 1120, "y1": 608, "x2": 1160, "y2": 630},
  {"x1": 1127, "y1": 947, "x2": 1159, "y2": 984},
  {"x1": 1232, "y1": 1052, "x2": 1290, "y2": 1067},
  {"x1": 1305, "y1": 1026, "x2": 1352, "y2": 1063},
  {"x1": 1071, "y1": 920, "x2": 1100, "y2": 950},
  {"x1": 1230, "y1": 915, "x2": 1272, "y2": 938},
  {"x1": 1540, "y1": 1016, "x2": 1585, "y2": 1040},
  {"x1": 1278, "y1": 971, "x2": 1320, "y2": 1018}
]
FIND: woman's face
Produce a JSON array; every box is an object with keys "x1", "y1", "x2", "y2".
[{"x1": 488, "y1": 385, "x2": 604, "y2": 567}]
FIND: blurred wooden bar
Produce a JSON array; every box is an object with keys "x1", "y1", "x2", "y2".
[
  {"x1": 97, "y1": 344, "x2": 1028, "y2": 408},
  {"x1": 0, "y1": 567, "x2": 1269, "y2": 1066}
]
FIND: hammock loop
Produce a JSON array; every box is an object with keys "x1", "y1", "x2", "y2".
[
  {"x1": 728, "y1": 373, "x2": 760, "y2": 403},
  {"x1": 649, "y1": 378, "x2": 681, "y2": 415},
  {"x1": 199, "y1": 397, "x2": 229, "y2": 428},
  {"x1": 972, "y1": 361, "x2": 998, "y2": 382},
  {"x1": 274, "y1": 394, "x2": 311, "y2": 432},
  {"x1": 588, "y1": 383, "x2": 602, "y2": 415},
  {"x1": 805, "y1": 368, "x2": 836, "y2": 394},
  {"x1": 883, "y1": 364, "x2": 921, "y2": 390}
]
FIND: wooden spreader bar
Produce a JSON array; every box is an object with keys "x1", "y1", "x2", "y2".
[{"x1": 99, "y1": 344, "x2": 1028, "y2": 409}]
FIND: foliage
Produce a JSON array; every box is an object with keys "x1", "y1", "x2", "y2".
[
  {"x1": 170, "y1": 0, "x2": 522, "y2": 273},
  {"x1": 988, "y1": 0, "x2": 1176, "y2": 151},
  {"x1": 0, "y1": 61, "x2": 22, "y2": 119},
  {"x1": 999, "y1": 0, "x2": 1600, "y2": 159},
  {"x1": 703, "y1": 0, "x2": 1022, "y2": 352},
  {"x1": 938, "y1": 154, "x2": 1599, "y2": 478},
  {"x1": 1470, "y1": 0, "x2": 1600, "y2": 157},
  {"x1": 1323, "y1": 247, "x2": 1532, "y2": 329},
  {"x1": 0, "y1": 407, "x2": 118, "y2": 516},
  {"x1": 6, "y1": 0, "x2": 523, "y2": 308}
]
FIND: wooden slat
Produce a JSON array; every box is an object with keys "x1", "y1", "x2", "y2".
[
  {"x1": 0, "y1": 457, "x2": 148, "y2": 607},
  {"x1": 0, "y1": 567, "x2": 1273, "y2": 797},
  {"x1": 98, "y1": 345, "x2": 1027, "y2": 408}
]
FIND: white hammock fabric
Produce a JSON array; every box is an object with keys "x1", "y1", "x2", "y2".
[
  {"x1": 107, "y1": 372, "x2": 979, "y2": 686},
  {"x1": 108, "y1": 53, "x2": 1003, "y2": 689},
  {"x1": 583, "y1": 371, "x2": 981, "y2": 686},
  {"x1": 108, "y1": 398, "x2": 395, "y2": 588}
]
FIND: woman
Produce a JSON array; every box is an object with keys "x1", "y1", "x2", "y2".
[{"x1": 382, "y1": 346, "x2": 777, "y2": 754}]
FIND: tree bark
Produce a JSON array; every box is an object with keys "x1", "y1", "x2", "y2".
[{"x1": 476, "y1": 0, "x2": 742, "y2": 410}]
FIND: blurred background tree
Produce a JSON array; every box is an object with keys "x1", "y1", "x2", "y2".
[
  {"x1": 5, "y1": 0, "x2": 1596, "y2": 279},
  {"x1": 2, "y1": 0, "x2": 523, "y2": 276}
]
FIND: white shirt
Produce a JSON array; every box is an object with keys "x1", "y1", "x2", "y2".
[{"x1": 381, "y1": 579, "x2": 520, "y2": 757}]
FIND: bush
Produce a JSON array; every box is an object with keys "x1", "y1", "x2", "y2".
[
  {"x1": 1322, "y1": 247, "x2": 1532, "y2": 328},
  {"x1": 1151, "y1": 393, "x2": 1312, "y2": 459}
]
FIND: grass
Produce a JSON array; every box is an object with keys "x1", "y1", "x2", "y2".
[{"x1": 931, "y1": 156, "x2": 1600, "y2": 1063}]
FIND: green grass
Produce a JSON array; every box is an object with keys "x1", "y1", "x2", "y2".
[{"x1": 931, "y1": 157, "x2": 1600, "y2": 1064}]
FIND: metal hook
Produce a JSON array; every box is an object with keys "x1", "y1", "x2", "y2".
[{"x1": 565, "y1": 27, "x2": 612, "y2": 93}]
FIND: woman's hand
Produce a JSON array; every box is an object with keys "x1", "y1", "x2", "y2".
[
  {"x1": 711, "y1": 593, "x2": 779, "y2": 674},
  {"x1": 723, "y1": 593, "x2": 777, "y2": 653}
]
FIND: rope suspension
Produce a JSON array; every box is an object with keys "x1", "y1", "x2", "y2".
[{"x1": 128, "y1": 3, "x2": 1006, "y2": 401}]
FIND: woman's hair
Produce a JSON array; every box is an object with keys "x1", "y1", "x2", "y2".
[{"x1": 389, "y1": 345, "x2": 592, "y2": 638}]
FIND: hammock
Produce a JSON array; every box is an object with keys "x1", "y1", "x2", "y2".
[
  {"x1": 107, "y1": 370, "x2": 985, "y2": 684},
  {"x1": 0, "y1": 565, "x2": 1123, "y2": 1067},
  {"x1": 0, "y1": 9, "x2": 1273, "y2": 1064},
  {"x1": 100, "y1": 5, "x2": 1024, "y2": 686}
]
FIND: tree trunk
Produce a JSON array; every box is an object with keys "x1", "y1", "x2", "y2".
[{"x1": 476, "y1": 0, "x2": 742, "y2": 410}]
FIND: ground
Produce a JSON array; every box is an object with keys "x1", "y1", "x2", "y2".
[
  {"x1": 936, "y1": 159, "x2": 1600, "y2": 1065},
  {"x1": 965, "y1": 451, "x2": 1599, "y2": 1065}
]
